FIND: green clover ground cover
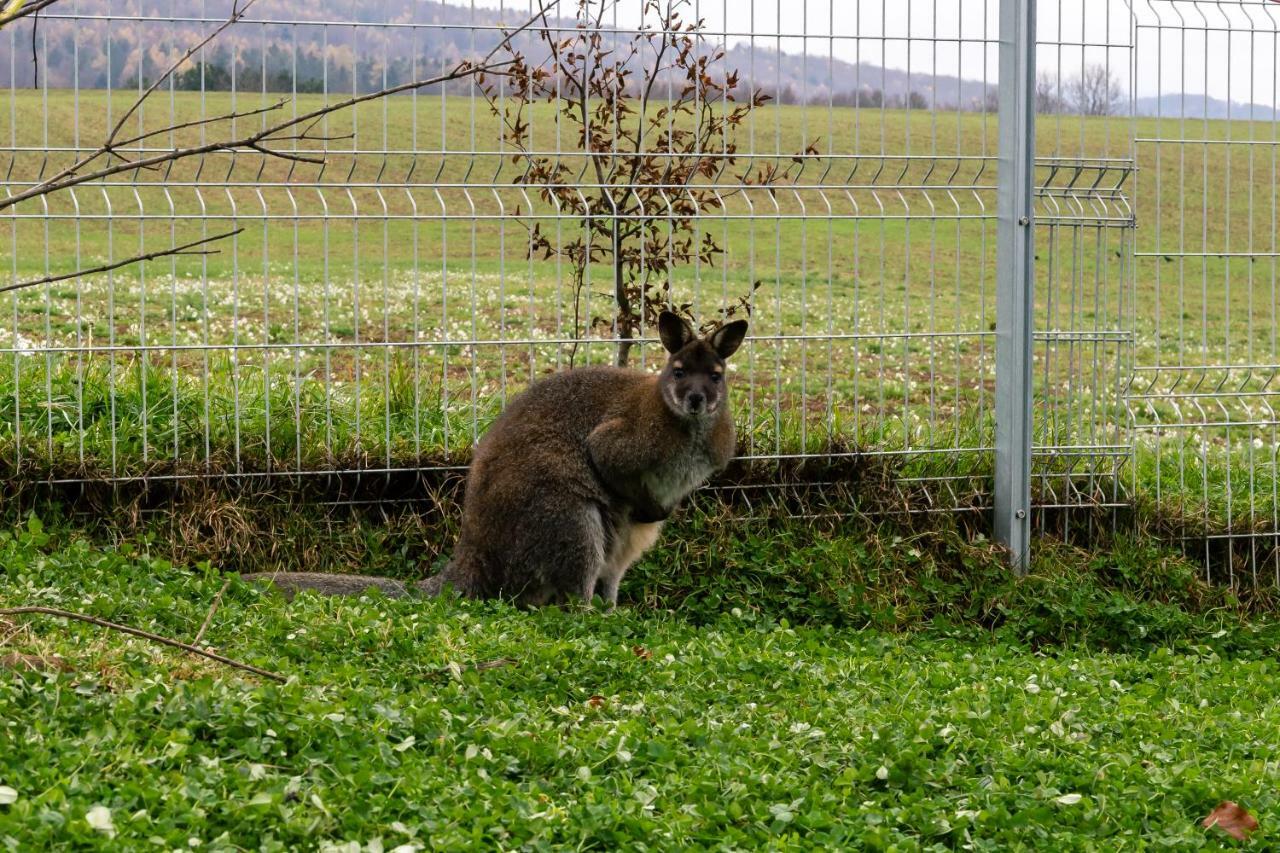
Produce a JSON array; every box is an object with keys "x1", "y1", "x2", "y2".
[{"x1": 2, "y1": 519, "x2": 1280, "y2": 850}]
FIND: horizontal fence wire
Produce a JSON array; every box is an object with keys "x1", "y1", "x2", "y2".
[
  {"x1": 0, "y1": 0, "x2": 1273, "y2": 583},
  {"x1": 0, "y1": 0, "x2": 1008, "y2": 508},
  {"x1": 1129, "y1": 0, "x2": 1280, "y2": 584}
]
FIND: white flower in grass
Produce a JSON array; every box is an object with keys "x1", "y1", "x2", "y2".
[
  {"x1": 11, "y1": 333, "x2": 38, "y2": 356},
  {"x1": 85, "y1": 805, "x2": 115, "y2": 835}
]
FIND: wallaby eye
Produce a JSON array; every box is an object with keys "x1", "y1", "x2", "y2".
[
  {"x1": 710, "y1": 373, "x2": 722, "y2": 383},
  {"x1": 672, "y1": 368, "x2": 686, "y2": 379}
]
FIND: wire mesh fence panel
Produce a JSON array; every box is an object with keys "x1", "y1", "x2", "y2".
[
  {"x1": 0, "y1": 0, "x2": 1011, "y2": 512},
  {"x1": 6, "y1": 0, "x2": 1270, "y2": 574},
  {"x1": 1031, "y1": 0, "x2": 1135, "y2": 535},
  {"x1": 1128, "y1": 0, "x2": 1280, "y2": 584}
]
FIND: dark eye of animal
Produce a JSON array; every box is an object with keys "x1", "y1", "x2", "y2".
[
  {"x1": 673, "y1": 368, "x2": 686, "y2": 379},
  {"x1": 710, "y1": 373, "x2": 722, "y2": 383}
]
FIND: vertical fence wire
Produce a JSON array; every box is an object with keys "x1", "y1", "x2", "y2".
[
  {"x1": 0, "y1": 0, "x2": 1274, "y2": 581},
  {"x1": 1031, "y1": 0, "x2": 1135, "y2": 543},
  {"x1": 0, "y1": 0, "x2": 1003, "y2": 507},
  {"x1": 1129, "y1": 0, "x2": 1280, "y2": 584}
]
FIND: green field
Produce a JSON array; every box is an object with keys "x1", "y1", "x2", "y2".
[
  {"x1": 3, "y1": 513, "x2": 1280, "y2": 849},
  {"x1": 2, "y1": 90, "x2": 1278, "y2": 536}
]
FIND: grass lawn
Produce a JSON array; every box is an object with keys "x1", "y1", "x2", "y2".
[{"x1": 3, "y1": 515, "x2": 1280, "y2": 849}]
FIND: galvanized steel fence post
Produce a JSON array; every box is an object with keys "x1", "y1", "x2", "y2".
[{"x1": 995, "y1": 0, "x2": 1037, "y2": 572}]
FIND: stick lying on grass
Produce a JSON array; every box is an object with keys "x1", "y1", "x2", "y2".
[
  {"x1": 1, "y1": 603, "x2": 517, "y2": 684},
  {"x1": 0, "y1": 605, "x2": 288, "y2": 683},
  {"x1": 193, "y1": 578, "x2": 233, "y2": 649}
]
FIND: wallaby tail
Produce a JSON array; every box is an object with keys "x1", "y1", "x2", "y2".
[{"x1": 242, "y1": 571, "x2": 446, "y2": 601}]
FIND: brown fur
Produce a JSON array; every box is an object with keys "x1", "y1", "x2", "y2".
[{"x1": 244, "y1": 313, "x2": 747, "y2": 608}]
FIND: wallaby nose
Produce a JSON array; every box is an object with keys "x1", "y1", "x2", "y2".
[{"x1": 687, "y1": 392, "x2": 705, "y2": 411}]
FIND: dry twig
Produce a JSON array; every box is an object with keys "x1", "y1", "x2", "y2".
[
  {"x1": 0, "y1": 606, "x2": 287, "y2": 683},
  {"x1": 0, "y1": 229, "x2": 243, "y2": 296},
  {"x1": 0, "y1": 0, "x2": 59, "y2": 30},
  {"x1": 0, "y1": 0, "x2": 555, "y2": 296},
  {"x1": 193, "y1": 578, "x2": 233, "y2": 648}
]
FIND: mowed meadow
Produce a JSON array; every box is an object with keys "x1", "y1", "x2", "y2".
[{"x1": 1, "y1": 89, "x2": 1278, "y2": 526}]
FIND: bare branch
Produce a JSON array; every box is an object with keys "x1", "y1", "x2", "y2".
[
  {"x1": 247, "y1": 143, "x2": 325, "y2": 165},
  {"x1": 28, "y1": 0, "x2": 38, "y2": 89},
  {"x1": 0, "y1": 606, "x2": 288, "y2": 683},
  {"x1": 106, "y1": 0, "x2": 261, "y2": 147},
  {"x1": 33, "y1": 0, "x2": 260, "y2": 193},
  {"x1": 0, "y1": 229, "x2": 243, "y2": 295},
  {"x1": 110, "y1": 98, "x2": 291, "y2": 149},
  {"x1": 260, "y1": 131, "x2": 356, "y2": 144},
  {"x1": 0, "y1": 1, "x2": 557, "y2": 214},
  {"x1": 0, "y1": 61, "x2": 499, "y2": 212},
  {"x1": 0, "y1": 0, "x2": 58, "y2": 30}
]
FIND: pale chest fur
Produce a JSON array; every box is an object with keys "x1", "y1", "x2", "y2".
[{"x1": 641, "y1": 436, "x2": 720, "y2": 510}]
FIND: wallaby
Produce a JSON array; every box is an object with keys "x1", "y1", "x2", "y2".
[{"x1": 244, "y1": 311, "x2": 748, "y2": 608}]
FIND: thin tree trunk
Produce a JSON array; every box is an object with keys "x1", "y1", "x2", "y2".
[{"x1": 613, "y1": 222, "x2": 634, "y2": 366}]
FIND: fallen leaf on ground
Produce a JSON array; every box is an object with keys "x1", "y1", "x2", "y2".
[
  {"x1": 631, "y1": 645, "x2": 652, "y2": 660},
  {"x1": 1, "y1": 652, "x2": 70, "y2": 672},
  {"x1": 1203, "y1": 801, "x2": 1258, "y2": 840}
]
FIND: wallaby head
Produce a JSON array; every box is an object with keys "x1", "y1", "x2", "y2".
[{"x1": 656, "y1": 311, "x2": 749, "y2": 420}]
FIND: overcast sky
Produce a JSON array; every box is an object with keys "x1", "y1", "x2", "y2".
[{"x1": 465, "y1": 0, "x2": 1280, "y2": 102}]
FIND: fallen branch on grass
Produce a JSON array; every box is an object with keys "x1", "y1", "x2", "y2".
[
  {"x1": 0, "y1": 605, "x2": 287, "y2": 683},
  {"x1": 464, "y1": 658, "x2": 517, "y2": 672},
  {"x1": 193, "y1": 578, "x2": 233, "y2": 648},
  {"x1": 432, "y1": 658, "x2": 519, "y2": 680}
]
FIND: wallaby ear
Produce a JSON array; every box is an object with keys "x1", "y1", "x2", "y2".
[
  {"x1": 658, "y1": 311, "x2": 695, "y2": 354},
  {"x1": 709, "y1": 319, "x2": 749, "y2": 360}
]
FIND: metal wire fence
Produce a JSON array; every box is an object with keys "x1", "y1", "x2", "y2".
[
  {"x1": 0, "y1": 0, "x2": 1274, "y2": 581},
  {"x1": 1128, "y1": 0, "x2": 1280, "y2": 583}
]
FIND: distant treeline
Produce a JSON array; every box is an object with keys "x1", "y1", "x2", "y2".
[
  {"x1": 120, "y1": 48, "x2": 481, "y2": 96},
  {"x1": 761, "y1": 65, "x2": 1126, "y2": 116},
  {"x1": 120, "y1": 50, "x2": 1126, "y2": 118}
]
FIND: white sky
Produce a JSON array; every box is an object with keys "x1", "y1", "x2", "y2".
[{"x1": 465, "y1": 0, "x2": 1280, "y2": 102}]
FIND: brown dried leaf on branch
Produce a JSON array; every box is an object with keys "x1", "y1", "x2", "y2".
[{"x1": 1202, "y1": 801, "x2": 1258, "y2": 840}]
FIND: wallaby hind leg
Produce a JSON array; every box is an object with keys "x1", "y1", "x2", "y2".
[
  {"x1": 576, "y1": 507, "x2": 608, "y2": 606},
  {"x1": 507, "y1": 503, "x2": 607, "y2": 607},
  {"x1": 599, "y1": 521, "x2": 664, "y2": 608}
]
